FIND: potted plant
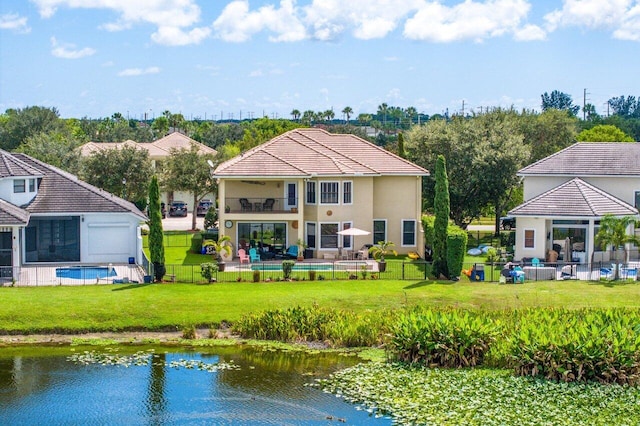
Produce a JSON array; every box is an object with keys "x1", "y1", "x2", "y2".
[
  {"x1": 369, "y1": 240, "x2": 397, "y2": 272},
  {"x1": 296, "y1": 238, "x2": 307, "y2": 261},
  {"x1": 207, "y1": 235, "x2": 232, "y2": 272}
]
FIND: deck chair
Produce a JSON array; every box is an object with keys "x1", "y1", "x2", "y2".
[
  {"x1": 238, "y1": 249, "x2": 250, "y2": 264},
  {"x1": 262, "y1": 198, "x2": 275, "y2": 211},
  {"x1": 280, "y1": 245, "x2": 298, "y2": 259},
  {"x1": 239, "y1": 198, "x2": 252, "y2": 212},
  {"x1": 249, "y1": 248, "x2": 261, "y2": 262}
]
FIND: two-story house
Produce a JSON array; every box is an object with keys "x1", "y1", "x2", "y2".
[
  {"x1": 509, "y1": 142, "x2": 640, "y2": 264},
  {"x1": 213, "y1": 128, "x2": 429, "y2": 259},
  {"x1": 79, "y1": 131, "x2": 218, "y2": 211},
  {"x1": 0, "y1": 150, "x2": 146, "y2": 282}
]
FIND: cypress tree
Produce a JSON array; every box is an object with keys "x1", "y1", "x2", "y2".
[
  {"x1": 148, "y1": 175, "x2": 165, "y2": 282},
  {"x1": 432, "y1": 155, "x2": 450, "y2": 279},
  {"x1": 397, "y1": 132, "x2": 406, "y2": 158}
]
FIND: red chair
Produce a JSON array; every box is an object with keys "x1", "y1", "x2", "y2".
[{"x1": 238, "y1": 249, "x2": 250, "y2": 264}]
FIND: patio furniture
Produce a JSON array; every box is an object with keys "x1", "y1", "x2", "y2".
[
  {"x1": 277, "y1": 246, "x2": 298, "y2": 259},
  {"x1": 249, "y1": 248, "x2": 261, "y2": 262},
  {"x1": 262, "y1": 198, "x2": 275, "y2": 211},
  {"x1": 239, "y1": 198, "x2": 252, "y2": 212},
  {"x1": 238, "y1": 249, "x2": 250, "y2": 264}
]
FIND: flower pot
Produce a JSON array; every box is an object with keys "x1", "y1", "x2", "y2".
[
  {"x1": 218, "y1": 262, "x2": 226, "y2": 272},
  {"x1": 377, "y1": 260, "x2": 387, "y2": 272}
]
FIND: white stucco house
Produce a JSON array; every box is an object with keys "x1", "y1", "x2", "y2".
[
  {"x1": 0, "y1": 150, "x2": 146, "y2": 282},
  {"x1": 509, "y1": 142, "x2": 640, "y2": 264}
]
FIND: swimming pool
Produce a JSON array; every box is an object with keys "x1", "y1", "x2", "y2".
[
  {"x1": 56, "y1": 266, "x2": 117, "y2": 280},
  {"x1": 251, "y1": 263, "x2": 334, "y2": 271}
]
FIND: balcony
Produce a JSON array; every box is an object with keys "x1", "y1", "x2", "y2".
[{"x1": 225, "y1": 197, "x2": 298, "y2": 214}]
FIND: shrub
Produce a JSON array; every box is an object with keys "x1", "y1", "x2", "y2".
[
  {"x1": 182, "y1": 325, "x2": 197, "y2": 339},
  {"x1": 446, "y1": 225, "x2": 467, "y2": 279},
  {"x1": 282, "y1": 260, "x2": 295, "y2": 279},
  {"x1": 191, "y1": 233, "x2": 203, "y2": 253},
  {"x1": 200, "y1": 262, "x2": 218, "y2": 282},
  {"x1": 388, "y1": 307, "x2": 498, "y2": 368},
  {"x1": 508, "y1": 308, "x2": 640, "y2": 385}
]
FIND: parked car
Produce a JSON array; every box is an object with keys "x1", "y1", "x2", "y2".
[
  {"x1": 500, "y1": 216, "x2": 516, "y2": 230},
  {"x1": 196, "y1": 199, "x2": 213, "y2": 217},
  {"x1": 169, "y1": 201, "x2": 188, "y2": 217}
]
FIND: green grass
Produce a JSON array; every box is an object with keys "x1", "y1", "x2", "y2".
[{"x1": 3, "y1": 280, "x2": 640, "y2": 334}]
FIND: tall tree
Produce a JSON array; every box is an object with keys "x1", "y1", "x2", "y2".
[
  {"x1": 290, "y1": 109, "x2": 301, "y2": 121},
  {"x1": 541, "y1": 90, "x2": 580, "y2": 116},
  {"x1": 341, "y1": 106, "x2": 353, "y2": 123},
  {"x1": 0, "y1": 106, "x2": 61, "y2": 151},
  {"x1": 432, "y1": 155, "x2": 450, "y2": 279},
  {"x1": 80, "y1": 146, "x2": 153, "y2": 209},
  {"x1": 16, "y1": 129, "x2": 84, "y2": 173},
  {"x1": 162, "y1": 145, "x2": 217, "y2": 230},
  {"x1": 607, "y1": 95, "x2": 640, "y2": 118},
  {"x1": 397, "y1": 132, "x2": 405, "y2": 159},
  {"x1": 519, "y1": 109, "x2": 578, "y2": 162},
  {"x1": 148, "y1": 175, "x2": 165, "y2": 282}
]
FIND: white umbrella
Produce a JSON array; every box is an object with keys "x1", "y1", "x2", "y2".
[{"x1": 337, "y1": 227, "x2": 371, "y2": 236}]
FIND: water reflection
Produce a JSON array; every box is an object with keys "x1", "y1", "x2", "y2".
[{"x1": 0, "y1": 346, "x2": 391, "y2": 425}]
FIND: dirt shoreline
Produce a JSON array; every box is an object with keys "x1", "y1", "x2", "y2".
[{"x1": 0, "y1": 329, "x2": 230, "y2": 345}]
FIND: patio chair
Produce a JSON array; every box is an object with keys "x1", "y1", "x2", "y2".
[
  {"x1": 238, "y1": 249, "x2": 250, "y2": 264},
  {"x1": 239, "y1": 198, "x2": 252, "y2": 212},
  {"x1": 262, "y1": 198, "x2": 275, "y2": 211},
  {"x1": 249, "y1": 248, "x2": 261, "y2": 262},
  {"x1": 278, "y1": 245, "x2": 298, "y2": 259}
]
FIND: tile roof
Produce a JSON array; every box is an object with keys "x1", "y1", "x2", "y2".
[
  {"x1": 0, "y1": 198, "x2": 29, "y2": 226},
  {"x1": 509, "y1": 178, "x2": 638, "y2": 217},
  {"x1": 13, "y1": 154, "x2": 146, "y2": 219},
  {"x1": 518, "y1": 142, "x2": 640, "y2": 176},
  {"x1": 214, "y1": 128, "x2": 429, "y2": 177},
  {"x1": 0, "y1": 150, "x2": 44, "y2": 178},
  {"x1": 79, "y1": 132, "x2": 217, "y2": 159}
]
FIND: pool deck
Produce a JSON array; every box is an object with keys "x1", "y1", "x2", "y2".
[
  {"x1": 11, "y1": 264, "x2": 146, "y2": 287},
  {"x1": 226, "y1": 259, "x2": 379, "y2": 272}
]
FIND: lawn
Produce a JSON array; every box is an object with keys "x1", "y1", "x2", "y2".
[{"x1": 2, "y1": 279, "x2": 640, "y2": 334}]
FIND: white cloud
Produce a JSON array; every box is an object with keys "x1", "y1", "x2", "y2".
[
  {"x1": 213, "y1": 0, "x2": 540, "y2": 43},
  {"x1": 0, "y1": 13, "x2": 31, "y2": 33},
  {"x1": 50, "y1": 37, "x2": 96, "y2": 59},
  {"x1": 118, "y1": 67, "x2": 160, "y2": 77},
  {"x1": 403, "y1": 0, "x2": 532, "y2": 42},
  {"x1": 249, "y1": 69, "x2": 264, "y2": 77},
  {"x1": 32, "y1": 0, "x2": 210, "y2": 45},
  {"x1": 544, "y1": 0, "x2": 631, "y2": 31},
  {"x1": 514, "y1": 24, "x2": 546, "y2": 41},
  {"x1": 214, "y1": 0, "x2": 306, "y2": 42}
]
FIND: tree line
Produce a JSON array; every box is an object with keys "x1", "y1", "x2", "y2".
[{"x1": 1, "y1": 90, "x2": 639, "y2": 232}]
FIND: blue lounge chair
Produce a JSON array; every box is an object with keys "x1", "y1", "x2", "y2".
[
  {"x1": 279, "y1": 245, "x2": 298, "y2": 259},
  {"x1": 249, "y1": 248, "x2": 261, "y2": 262}
]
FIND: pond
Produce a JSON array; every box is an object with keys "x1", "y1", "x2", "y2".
[{"x1": 0, "y1": 344, "x2": 391, "y2": 425}]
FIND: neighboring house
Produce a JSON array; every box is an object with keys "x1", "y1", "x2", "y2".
[
  {"x1": 212, "y1": 128, "x2": 429, "y2": 259},
  {"x1": 0, "y1": 150, "x2": 146, "y2": 281},
  {"x1": 79, "y1": 132, "x2": 218, "y2": 211},
  {"x1": 509, "y1": 142, "x2": 640, "y2": 264}
]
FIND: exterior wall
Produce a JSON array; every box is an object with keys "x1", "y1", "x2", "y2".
[
  {"x1": 524, "y1": 175, "x2": 640, "y2": 206},
  {"x1": 513, "y1": 216, "x2": 547, "y2": 261},
  {"x1": 218, "y1": 174, "x2": 424, "y2": 259},
  {"x1": 372, "y1": 175, "x2": 423, "y2": 255},
  {"x1": 0, "y1": 177, "x2": 38, "y2": 207},
  {"x1": 81, "y1": 213, "x2": 142, "y2": 264}
]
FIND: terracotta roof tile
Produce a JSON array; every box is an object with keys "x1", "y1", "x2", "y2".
[{"x1": 214, "y1": 128, "x2": 428, "y2": 177}]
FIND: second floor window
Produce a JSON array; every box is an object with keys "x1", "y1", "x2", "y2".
[
  {"x1": 29, "y1": 179, "x2": 36, "y2": 192},
  {"x1": 306, "y1": 181, "x2": 316, "y2": 204},
  {"x1": 13, "y1": 179, "x2": 25, "y2": 193},
  {"x1": 320, "y1": 182, "x2": 339, "y2": 204},
  {"x1": 343, "y1": 181, "x2": 352, "y2": 204}
]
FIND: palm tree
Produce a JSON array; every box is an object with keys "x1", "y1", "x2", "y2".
[
  {"x1": 405, "y1": 106, "x2": 417, "y2": 126},
  {"x1": 595, "y1": 214, "x2": 640, "y2": 280},
  {"x1": 358, "y1": 113, "x2": 372, "y2": 127},
  {"x1": 323, "y1": 109, "x2": 335, "y2": 123},
  {"x1": 377, "y1": 103, "x2": 388, "y2": 126},
  {"x1": 342, "y1": 106, "x2": 353, "y2": 124},
  {"x1": 290, "y1": 109, "x2": 301, "y2": 121}
]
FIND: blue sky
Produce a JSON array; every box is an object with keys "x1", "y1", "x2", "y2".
[{"x1": 1, "y1": 0, "x2": 639, "y2": 120}]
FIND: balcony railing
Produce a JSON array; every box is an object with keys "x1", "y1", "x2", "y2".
[{"x1": 225, "y1": 197, "x2": 298, "y2": 213}]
